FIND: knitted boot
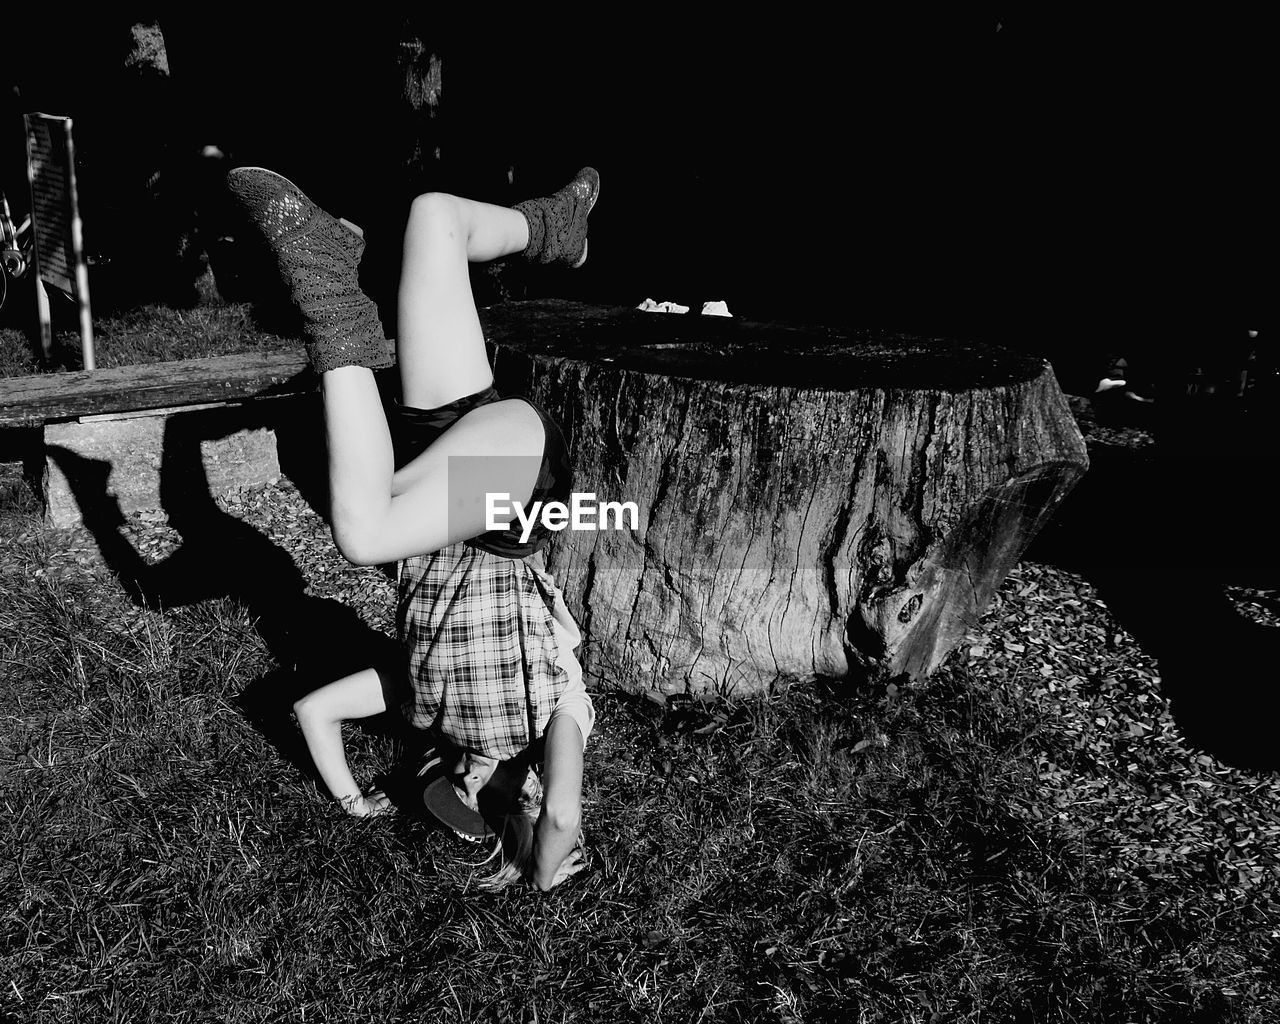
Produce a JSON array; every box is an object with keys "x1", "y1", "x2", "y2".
[
  {"x1": 513, "y1": 167, "x2": 600, "y2": 268},
  {"x1": 226, "y1": 167, "x2": 393, "y2": 374}
]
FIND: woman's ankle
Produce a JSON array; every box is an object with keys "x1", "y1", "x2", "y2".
[{"x1": 513, "y1": 167, "x2": 600, "y2": 267}]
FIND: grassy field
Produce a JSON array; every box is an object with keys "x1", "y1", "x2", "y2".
[
  {"x1": 1, "y1": 304, "x2": 1278, "y2": 1022},
  {"x1": 1, "y1": 467, "x2": 1277, "y2": 1023}
]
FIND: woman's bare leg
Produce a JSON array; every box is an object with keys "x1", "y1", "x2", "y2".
[
  {"x1": 231, "y1": 168, "x2": 596, "y2": 565},
  {"x1": 392, "y1": 167, "x2": 600, "y2": 411},
  {"x1": 322, "y1": 370, "x2": 543, "y2": 566},
  {"x1": 395, "y1": 191, "x2": 529, "y2": 411},
  {"x1": 321, "y1": 192, "x2": 543, "y2": 565}
]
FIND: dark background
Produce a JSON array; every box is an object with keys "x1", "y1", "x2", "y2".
[
  {"x1": 4, "y1": 11, "x2": 1276, "y2": 769},
  {"x1": 2, "y1": 10, "x2": 1270, "y2": 390}
]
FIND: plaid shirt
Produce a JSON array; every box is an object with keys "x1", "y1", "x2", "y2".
[{"x1": 396, "y1": 542, "x2": 570, "y2": 760}]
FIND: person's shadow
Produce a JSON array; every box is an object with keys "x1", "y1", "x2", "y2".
[
  {"x1": 45, "y1": 400, "x2": 406, "y2": 789},
  {"x1": 1027, "y1": 394, "x2": 1279, "y2": 772}
]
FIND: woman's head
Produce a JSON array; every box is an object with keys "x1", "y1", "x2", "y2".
[
  {"x1": 418, "y1": 739, "x2": 539, "y2": 889},
  {"x1": 449, "y1": 750, "x2": 499, "y2": 811},
  {"x1": 418, "y1": 742, "x2": 504, "y2": 840},
  {"x1": 473, "y1": 765, "x2": 542, "y2": 891}
]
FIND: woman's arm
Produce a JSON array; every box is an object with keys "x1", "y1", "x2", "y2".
[
  {"x1": 293, "y1": 666, "x2": 396, "y2": 816},
  {"x1": 531, "y1": 714, "x2": 586, "y2": 890}
]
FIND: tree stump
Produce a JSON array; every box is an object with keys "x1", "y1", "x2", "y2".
[{"x1": 486, "y1": 300, "x2": 1088, "y2": 694}]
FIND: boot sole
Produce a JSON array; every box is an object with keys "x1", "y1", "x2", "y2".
[{"x1": 572, "y1": 171, "x2": 601, "y2": 269}]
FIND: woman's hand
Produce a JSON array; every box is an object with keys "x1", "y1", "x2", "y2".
[
  {"x1": 536, "y1": 848, "x2": 587, "y2": 891},
  {"x1": 341, "y1": 789, "x2": 393, "y2": 818}
]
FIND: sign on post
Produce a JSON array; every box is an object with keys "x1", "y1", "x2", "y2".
[{"x1": 25, "y1": 113, "x2": 95, "y2": 370}]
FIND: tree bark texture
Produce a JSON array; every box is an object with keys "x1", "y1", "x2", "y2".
[{"x1": 486, "y1": 300, "x2": 1088, "y2": 694}]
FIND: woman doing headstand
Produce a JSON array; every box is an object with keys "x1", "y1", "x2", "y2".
[{"x1": 227, "y1": 165, "x2": 600, "y2": 890}]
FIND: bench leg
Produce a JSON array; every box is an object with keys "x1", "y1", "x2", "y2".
[{"x1": 42, "y1": 405, "x2": 283, "y2": 529}]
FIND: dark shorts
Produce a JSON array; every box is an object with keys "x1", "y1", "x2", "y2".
[{"x1": 392, "y1": 385, "x2": 572, "y2": 559}]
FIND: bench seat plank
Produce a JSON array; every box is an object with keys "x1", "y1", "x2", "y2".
[{"x1": 0, "y1": 351, "x2": 313, "y2": 427}]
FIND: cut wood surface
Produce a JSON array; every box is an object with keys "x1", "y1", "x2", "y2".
[
  {"x1": 0, "y1": 351, "x2": 313, "y2": 427},
  {"x1": 487, "y1": 299, "x2": 1089, "y2": 693}
]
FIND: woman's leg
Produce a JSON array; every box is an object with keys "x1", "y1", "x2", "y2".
[
  {"x1": 225, "y1": 181, "x2": 540, "y2": 568},
  {"x1": 388, "y1": 165, "x2": 601, "y2": 410},
  {"x1": 395, "y1": 191, "x2": 527, "y2": 411},
  {"x1": 279, "y1": 189, "x2": 543, "y2": 565},
  {"x1": 230, "y1": 167, "x2": 597, "y2": 565},
  {"x1": 323, "y1": 372, "x2": 544, "y2": 566},
  {"x1": 325, "y1": 181, "x2": 607, "y2": 565}
]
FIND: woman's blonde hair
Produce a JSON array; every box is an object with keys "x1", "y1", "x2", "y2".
[{"x1": 472, "y1": 767, "x2": 542, "y2": 890}]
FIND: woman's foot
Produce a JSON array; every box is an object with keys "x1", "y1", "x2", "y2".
[
  {"x1": 226, "y1": 167, "x2": 392, "y2": 374},
  {"x1": 514, "y1": 167, "x2": 601, "y2": 268}
]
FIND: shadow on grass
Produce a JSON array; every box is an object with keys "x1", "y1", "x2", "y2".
[
  {"x1": 1026, "y1": 398, "x2": 1280, "y2": 772},
  {"x1": 45, "y1": 406, "x2": 404, "y2": 792}
]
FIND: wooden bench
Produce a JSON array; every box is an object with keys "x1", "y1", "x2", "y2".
[{"x1": 0, "y1": 350, "x2": 315, "y2": 527}]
